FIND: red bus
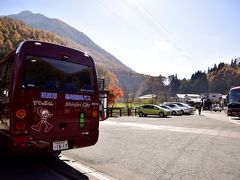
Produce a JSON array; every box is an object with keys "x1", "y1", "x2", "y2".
[{"x1": 0, "y1": 40, "x2": 100, "y2": 154}]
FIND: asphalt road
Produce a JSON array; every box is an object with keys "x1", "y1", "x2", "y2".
[
  {"x1": 0, "y1": 152, "x2": 89, "y2": 180},
  {"x1": 63, "y1": 111, "x2": 240, "y2": 180}
]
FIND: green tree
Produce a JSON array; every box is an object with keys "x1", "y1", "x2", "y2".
[
  {"x1": 190, "y1": 71, "x2": 208, "y2": 93},
  {"x1": 179, "y1": 78, "x2": 192, "y2": 93},
  {"x1": 168, "y1": 74, "x2": 181, "y2": 96}
]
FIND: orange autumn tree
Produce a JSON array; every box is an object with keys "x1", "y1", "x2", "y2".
[
  {"x1": 107, "y1": 73, "x2": 123, "y2": 107},
  {"x1": 97, "y1": 67, "x2": 124, "y2": 107},
  {"x1": 108, "y1": 84, "x2": 123, "y2": 107}
]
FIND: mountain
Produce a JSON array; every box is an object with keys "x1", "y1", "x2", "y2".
[
  {"x1": 7, "y1": 11, "x2": 150, "y2": 94},
  {"x1": 0, "y1": 17, "x2": 70, "y2": 57},
  {"x1": 2, "y1": 11, "x2": 151, "y2": 96},
  {"x1": 8, "y1": 11, "x2": 132, "y2": 73}
]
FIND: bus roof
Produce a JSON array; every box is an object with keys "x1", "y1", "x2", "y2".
[
  {"x1": 17, "y1": 40, "x2": 90, "y2": 56},
  {"x1": 1, "y1": 40, "x2": 93, "y2": 65},
  {"x1": 15, "y1": 40, "x2": 95, "y2": 67},
  {"x1": 230, "y1": 86, "x2": 240, "y2": 90}
]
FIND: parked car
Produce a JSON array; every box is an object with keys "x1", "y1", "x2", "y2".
[
  {"x1": 138, "y1": 104, "x2": 171, "y2": 117},
  {"x1": 174, "y1": 102, "x2": 194, "y2": 114},
  {"x1": 160, "y1": 105, "x2": 182, "y2": 116},
  {"x1": 212, "y1": 104, "x2": 222, "y2": 112},
  {"x1": 163, "y1": 102, "x2": 192, "y2": 115}
]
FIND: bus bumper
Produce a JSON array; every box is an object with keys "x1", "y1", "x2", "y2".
[
  {"x1": 227, "y1": 111, "x2": 240, "y2": 117},
  {"x1": 7, "y1": 130, "x2": 99, "y2": 154}
]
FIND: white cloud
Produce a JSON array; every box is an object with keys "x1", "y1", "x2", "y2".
[
  {"x1": 99, "y1": 39, "x2": 200, "y2": 79},
  {"x1": 119, "y1": 40, "x2": 199, "y2": 79},
  {"x1": 99, "y1": 40, "x2": 118, "y2": 54},
  {"x1": 179, "y1": 51, "x2": 189, "y2": 57}
]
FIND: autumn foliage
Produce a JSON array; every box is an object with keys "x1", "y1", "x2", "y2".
[
  {"x1": 97, "y1": 67, "x2": 124, "y2": 107},
  {"x1": 108, "y1": 84, "x2": 123, "y2": 107},
  {"x1": 0, "y1": 17, "x2": 80, "y2": 59}
]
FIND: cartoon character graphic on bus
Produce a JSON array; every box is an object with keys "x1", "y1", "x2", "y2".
[{"x1": 31, "y1": 107, "x2": 53, "y2": 133}]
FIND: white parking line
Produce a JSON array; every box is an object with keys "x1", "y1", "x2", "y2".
[
  {"x1": 201, "y1": 111, "x2": 240, "y2": 126},
  {"x1": 229, "y1": 117, "x2": 240, "y2": 125},
  {"x1": 59, "y1": 154, "x2": 118, "y2": 180},
  {"x1": 103, "y1": 121, "x2": 240, "y2": 139}
]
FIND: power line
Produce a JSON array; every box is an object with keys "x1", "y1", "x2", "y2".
[
  {"x1": 122, "y1": 0, "x2": 201, "y2": 66},
  {"x1": 94, "y1": 0, "x2": 153, "y2": 46},
  {"x1": 94, "y1": 0, "x2": 206, "y2": 78}
]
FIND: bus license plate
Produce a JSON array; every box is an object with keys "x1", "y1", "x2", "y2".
[{"x1": 53, "y1": 140, "x2": 68, "y2": 151}]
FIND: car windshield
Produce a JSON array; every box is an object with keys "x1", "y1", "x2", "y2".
[
  {"x1": 176, "y1": 103, "x2": 185, "y2": 107},
  {"x1": 161, "y1": 105, "x2": 169, "y2": 109}
]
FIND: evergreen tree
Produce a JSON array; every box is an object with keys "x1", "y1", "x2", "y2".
[
  {"x1": 168, "y1": 74, "x2": 181, "y2": 96},
  {"x1": 179, "y1": 78, "x2": 192, "y2": 93}
]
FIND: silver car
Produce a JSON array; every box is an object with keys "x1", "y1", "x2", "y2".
[
  {"x1": 174, "y1": 102, "x2": 194, "y2": 114},
  {"x1": 160, "y1": 105, "x2": 182, "y2": 116},
  {"x1": 163, "y1": 102, "x2": 192, "y2": 115}
]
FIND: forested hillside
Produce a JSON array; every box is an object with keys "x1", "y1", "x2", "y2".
[
  {"x1": 1, "y1": 13, "x2": 149, "y2": 96},
  {"x1": 0, "y1": 17, "x2": 123, "y2": 90},
  {"x1": 208, "y1": 60, "x2": 240, "y2": 93},
  {"x1": 0, "y1": 17, "x2": 65, "y2": 58},
  {"x1": 8, "y1": 11, "x2": 133, "y2": 73},
  {"x1": 166, "y1": 60, "x2": 240, "y2": 95}
]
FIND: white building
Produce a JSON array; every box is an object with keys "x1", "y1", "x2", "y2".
[
  {"x1": 201, "y1": 93, "x2": 223, "y2": 103},
  {"x1": 176, "y1": 94, "x2": 202, "y2": 103}
]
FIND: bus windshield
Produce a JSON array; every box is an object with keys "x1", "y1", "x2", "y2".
[
  {"x1": 21, "y1": 55, "x2": 95, "y2": 93},
  {"x1": 229, "y1": 88, "x2": 240, "y2": 104}
]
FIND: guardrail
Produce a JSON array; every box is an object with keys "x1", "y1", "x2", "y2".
[{"x1": 108, "y1": 108, "x2": 138, "y2": 117}]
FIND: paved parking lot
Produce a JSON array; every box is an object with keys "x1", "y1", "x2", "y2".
[{"x1": 63, "y1": 111, "x2": 240, "y2": 180}]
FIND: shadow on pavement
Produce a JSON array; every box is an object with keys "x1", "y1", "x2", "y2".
[{"x1": 0, "y1": 149, "x2": 89, "y2": 180}]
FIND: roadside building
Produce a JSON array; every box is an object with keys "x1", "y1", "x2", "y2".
[
  {"x1": 175, "y1": 94, "x2": 202, "y2": 107},
  {"x1": 176, "y1": 94, "x2": 201, "y2": 103},
  {"x1": 138, "y1": 94, "x2": 157, "y2": 104},
  {"x1": 201, "y1": 93, "x2": 223, "y2": 103},
  {"x1": 98, "y1": 78, "x2": 109, "y2": 120}
]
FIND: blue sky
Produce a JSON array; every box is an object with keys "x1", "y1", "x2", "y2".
[{"x1": 1, "y1": 0, "x2": 240, "y2": 79}]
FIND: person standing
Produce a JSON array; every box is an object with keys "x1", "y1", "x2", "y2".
[
  {"x1": 197, "y1": 102, "x2": 202, "y2": 115},
  {"x1": 99, "y1": 102, "x2": 103, "y2": 120}
]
